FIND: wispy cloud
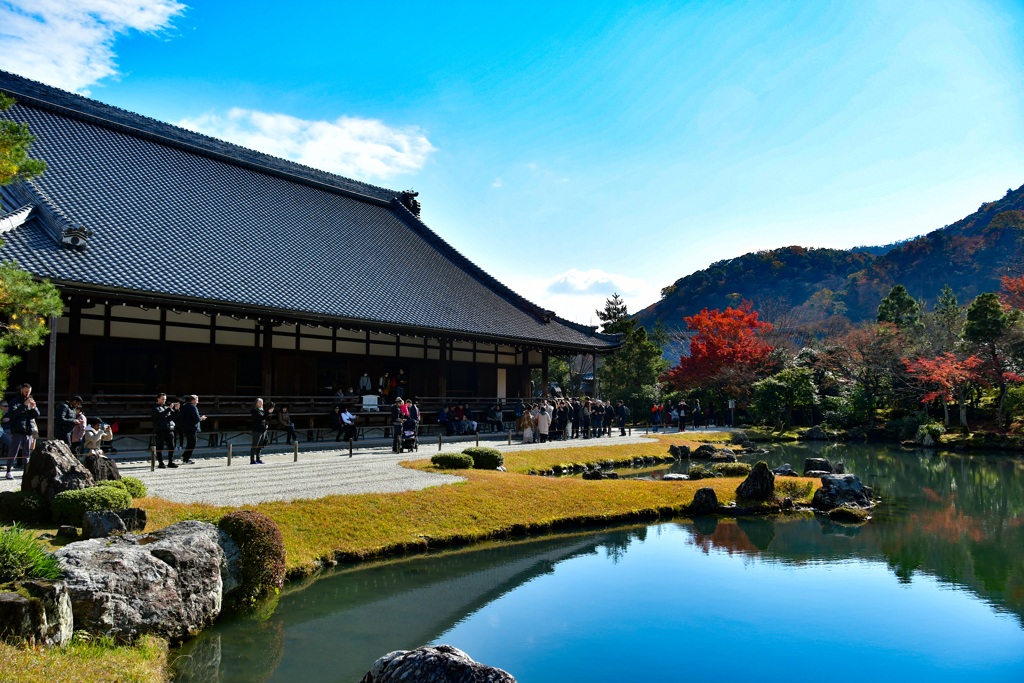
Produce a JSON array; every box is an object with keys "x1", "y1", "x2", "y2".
[
  {"x1": 0, "y1": 0, "x2": 186, "y2": 92},
  {"x1": 178, "y1": 108, "x2": 437, "y2": 180},
  {"x1": 503, "y1": 269, "x2": 661, "y2": 324},
  {"x1": 546, "y1": 269, "x2": 653, "y2": 298},
  {"x1": 492, "y1": 178, "x2": 503, "y2": 187}
]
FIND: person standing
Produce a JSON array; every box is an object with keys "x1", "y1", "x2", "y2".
[
  {"x1": 359, "y1": 372, "x2": 372, "y2": 395},
  {"x1": 604, "y1": 401, "x2": 614, "y2": 437},
  {"x1": 391, "y1": 398, "x2": 404, "y2": 452},
  {"x1": 0, "y1": 399, "x2": 11, "y2": 456},
  {"x1": 691, "y1": 399, "x2": 701, "y2": 430},
  {"x1": 153, "y1": 393, "x2": 179, "y2": 469},
  {"x1": 514, "y1": 399, "x2": 525, "y2": 436},
  {"x1": 581, "y1": 400, "x2": 591, "y2": 439},
  {"x1": 592, "y1": 400, "x2": 604, "y2": 438},
  {"x1": 678, "y1": 401, "x2": 687, "y2": 432},
  {"x1": 6, "y1": 385, "x2": 37, "y2": 479},
  {"x1": 651, "y1": 403, "x2": 662, "y2": 432},
  {"x1": 250, "y1": 398, "x2": 273, "y2": 464},
  {"x1": 55, "y1": 395, "x2": 81, "y2": 447},
  {"x1": 71, "y1": 407, "x2": 87, "y2": 455},
  {"x1": 379, "y1": 372, "x2": 391, "y2": 404},
  {"x1": 616, "y1": 400, "x2": 628, "y2": 436},
  {"x1": 536, "y1": 406, "x2": 551, "y2": 443},
  {"x1": 572, "y1": 399, "x2": 582, "y2": 439},
  {"x1": 179, "y1": 395, "x2": 206, "y2": 464},
  {"x1": 396, "y1": 369, "x2": 408, "y2": 399}
]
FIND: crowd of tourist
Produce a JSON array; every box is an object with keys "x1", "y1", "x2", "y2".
[
  {"x1": 649, "y1": 398, "x2": 726, "y2": 431},
  {"x1": 514, "y1": 397, "x2": 629, "y2": 443}
]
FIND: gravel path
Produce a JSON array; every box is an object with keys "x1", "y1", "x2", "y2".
[{"x1": 0, "y1": 427, "x2": 737, "y2": 506}]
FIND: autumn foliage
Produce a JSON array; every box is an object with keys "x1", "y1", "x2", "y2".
[
  {"x1": 662, "y1": 301, "x2": 773, "y2": 391},
  {"x1": 904, "y1": 353, "x2": 984, "y2": 404},
  {"x1": 1001, "y1": 275, "x2": 1024, "y2": 311}
]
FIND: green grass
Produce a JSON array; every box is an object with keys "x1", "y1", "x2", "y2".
[
  {"x1": 0, "y1": 523, "x2": 63, "y2": 583},
  {"x1": 0, "y1": 635, "x2": 168, "y2": 683}
]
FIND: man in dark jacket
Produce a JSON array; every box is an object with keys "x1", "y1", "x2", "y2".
[
  {"x1": 178, "y1": 395, "x2": 206, "y2": 464},
  {"x1": 250, "y1": 398, "x2": 274, "y2": 464},
  {"x1": 604, "y1": 402, "x2": 615, "y2": 437},
  {"x1": 55, "y1": 395, "x2": 82, "y2": 446},
  {"x1": 391, "y1": 399, "x2": 404, "y2": 452},
  {"x1": 616, "y1": 400, "x2": 628, "y2": 437},
  {"x1": 153, "y1": 393, "x2": 179, "y2": 469},
  {"x1": 572, "y1": 399, "x2": 582, "y2": 438},
  {"x1": 6, "y1": 384, "x2": 38, "y2": 479}
]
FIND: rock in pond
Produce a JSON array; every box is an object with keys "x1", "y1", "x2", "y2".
[
  {"x1": 22, "y1": 440, "x2": 94, "y2": 502},
  {"x1": 811, "y1": 474, "x2": 874, "y2": 511},
  {"x1": 0, "y1": 579, "x2": 73, "y2": 647},
  {"x1": 693, "y1": 444, "x2": 718, "y2": 459},
  {"x1": 79, "y1": 452, "x2": 121, "y2": 482},
  {"x1": 803, "y1": 457, "x2": 833, "y2": 474},
  {"x1": 668, "y1": 444, "x2": 691, "y2": 458},
  {"x1": 662, "y1": 473, "x2": 688, "y2": 481},
  {"x1": 710, "y1": 448, "x2": 737, "y2": 463},
  {"x1": 359, "y1": 645, "x2": 516, "y2": 683},
  {"x1": 55, "y1": 520, "x2": 240, "y2": 640},
  {"x1": 81, "y1": 510, "x2": 126, "y2": 539},
  {"x1": 827, "y1": 505, "x2": 871, "y2": 523},
  {"x1": 772, "y1": 463, "x2": 799, "y2": 477},
  {"x1": 800, "y1": 425, "x2": 828, "y2": 440},
  {"x1": 736, "y1": 461, "x2": 775, "y2": 501},
  {"x1": 921, "y1": 434, "x2": 937, "y2": 448},
  {"x1": 690, "y1": 487, "x2": 719, "y2": 514},
  {"x1": 730, "y1": 431, "x2": 751, "y2": 447}
]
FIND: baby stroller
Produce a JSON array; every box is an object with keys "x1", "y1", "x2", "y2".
[{"x1": 399, "y1": 421, "x2": 418, "y2": 453}]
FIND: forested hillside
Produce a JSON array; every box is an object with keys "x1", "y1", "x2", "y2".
[{"x1": 638, "y1": 183, "x2": 1024, "y2": 329}]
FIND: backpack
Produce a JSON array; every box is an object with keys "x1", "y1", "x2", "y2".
[{"x1": 623, "y1": 406, "x2": 631, "y2": 417}]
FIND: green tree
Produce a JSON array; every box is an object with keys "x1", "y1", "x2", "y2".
[
  {"x1": 928, "y1": 284, "x2": 965, "y2": 353},
  {"x1": 964, "y1": 292, "x2": 1017, "y2": 428},
  {"x1": 750, "y1": 367, "x2": 817, "y2": 428},
  {"x1": 877, "y1": 284, "x2": 922, "y2": 330},
  {"x1": 1, "y1": 94, "x2": 47, "y2": 188},
  {"x1": 595, "y1": 293, "x2": 630, "y2": 334},
  {"x1": 0, "y1": 95, "x2": 63, "y2": 391}
]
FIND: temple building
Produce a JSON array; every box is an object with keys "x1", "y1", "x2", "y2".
[{"x1": 0, "y1": 71, "x2": 618, "y2": 402}]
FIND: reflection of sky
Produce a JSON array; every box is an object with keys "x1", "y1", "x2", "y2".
[{"x1": 438, "y1": 524, "x2": 1024, "y2": 683}]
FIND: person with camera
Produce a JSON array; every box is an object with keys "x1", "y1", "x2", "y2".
[
  {"x1": 6, "y1": 384, "x2": 38, "y2": 479},
  {"x1": 178, "y1": 395, "x2": 206, "y2": 464},
  {"x1": 250, "y1": 398, "x2": 274, "y2": 464},
  {"x1": 81, "y1": 417, "x2": 113, "y2": 455},
  {"x1": 153, "y1": 393, "x2": 180, "y2": 469},
  {"x1": 55, "y1": 395, "x2": 82, "y2": 447}
]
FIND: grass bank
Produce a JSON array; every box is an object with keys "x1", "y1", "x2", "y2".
[
  {"x1": 502, "y1": 433, "x2": 735, "y2": 474},
  {"x1": 0, "y1": 635, "x2": 167, "y2": 683}
]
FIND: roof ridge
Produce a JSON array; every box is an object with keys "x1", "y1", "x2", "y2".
[{"x1": 0, "y1": 69, "x2": 402, "y2": 205}]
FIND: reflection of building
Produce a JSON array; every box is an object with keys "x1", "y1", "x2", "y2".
[
  {"x1": 0, "y1": 71, "x2": 618, "y2": 405},
  {"x1": 175, "y1": 529, "x2": 646, "y2": 682}
]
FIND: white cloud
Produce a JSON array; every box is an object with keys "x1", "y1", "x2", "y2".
[
  {"x1": 492, "y1": 178, "x2": 503, "y2": 187},
  {"x1": 504, "y1": 269, "x2": 661, "y2": 325},
  {"x1": 0, "y1": 0, "x2": 186, "y2": 92},
  {"x1": 178, "y1": 108, "x2": 436, "y2": 180}
]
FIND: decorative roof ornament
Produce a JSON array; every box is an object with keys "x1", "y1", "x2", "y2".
[
  {"x1": 0, "y1": 203, "x2": 33, "y2": 234},
  {"x1": 60, "y1": 224, "x2": 92, "y2": 250},
  {"x1": 400, "y1": 189, "x2": 421, "y2": 216}
]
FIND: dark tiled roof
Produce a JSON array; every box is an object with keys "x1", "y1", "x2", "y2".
[{"x1": 0, "y1": 71, "x2": 617, "y2": 351}]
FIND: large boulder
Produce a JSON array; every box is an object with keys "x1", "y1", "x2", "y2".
[
  {"x1": 117, "y1": 508, "x2": 148, "y2": 533},
  {"x1": 692, "y1": 444, "x2": 717, "y2": 459},
  {"x1": 0, "y1": 579, "x2": 73, "y2": 647},
  {"x1": 772, "y1": 463, "x2": 799, "y2": 477},
  {"x1": 803, "y1": 458, "x2": 833, "y2": 475},
  {"x1": 22, "y1": 440, "x2": 94, "y2": 502},
  {"x1": 55, "y1": 521, "x2": 230, "y2": 640},
  {"x1": 811, "y1": 474, "x2": 875, "y2": 510},
  {"x1": 79, "y1": 452, "x2": 121, "y2": 482},
  {"x1": 710, "y1": 448, "x2": 737, "y2": 463},
  {"x1": 668, "y1": 444, "x2": 691, "y2": 459},
  {"x1": 81, "y1": 510, "x2": 126, "y2": 540},
  {"x1": 360, "y1": 645, "x2": 516, "y2": 683},
  {"x1": 736, "y1": 461, "x2": 775, "y2": 501},
  {"x1": 730, "y1": 431, "x2": 751, "y2": 447},
  {"x1": 799, "y1": 426, "x2": 828, "y2": 441},
  {"x1": 690, "y1": 487, "x2": 719, "y2": 514}
]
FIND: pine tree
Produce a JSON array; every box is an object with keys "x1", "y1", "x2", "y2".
[
  {"x1": 877, "y1": 284, "x2": 922, "y2": 330},
  {"x1": 595, "y1": 293, "x2": 630, "y2": 334},
  {"x1": 964, "y1": 292, "x2": 1015, "y2": 428},
  {"x1": 0, "y1": 94, "x2": 47, "y2": 191}
]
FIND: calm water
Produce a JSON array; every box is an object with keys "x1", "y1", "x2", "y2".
[{"x1": 173, "y1": 442, "x2": 1024, "y2": 682}]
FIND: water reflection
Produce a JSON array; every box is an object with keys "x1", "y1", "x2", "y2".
[{"x1": 174, "y1": 443, "x2": 1024, "y2": 682}]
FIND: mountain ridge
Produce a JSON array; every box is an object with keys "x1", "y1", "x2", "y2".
[{"x1": 636, "y1": 182, "x2": 1024, "y2": 330}]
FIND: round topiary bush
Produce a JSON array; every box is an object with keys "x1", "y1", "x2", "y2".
[
  {"x1": 51, "y1": 486, "x2": 132, "y2": 525},
  {"x1": 218, "y1": 510, "x2": 286, "y2": 606},
  {"x1": 431, "y1": 453, "x2": 474, "y2": 469},
  {"x1": 0, "y1": 491, "x2": 49, "y2": 524},
  {"x1": 96, "y1": 480, "x2": 127, "y2": 491},
  {"x1": 121, "y1": 477, "x2": 147, "y2": 499},
  {"x1": 462, "y1": 447, "x2": 504, "y2": 470},
  {"x1": 712, "y1": 462, "x2": 752, "y2": 477}
]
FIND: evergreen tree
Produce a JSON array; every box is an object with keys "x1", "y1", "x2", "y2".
[
  {"x1": 964, "y1": 292, "x2": 1016, "y2": 428},
  {"x1": 596, "y1": 293, "x2": 669, "y2": 415},
  {"x1": 595, "y1": 293, "x2": 630, "y2": 334},
  {"x1": 877, "y1": 284, "x2": 922, "y2": 330},
  {"x1": 0, "y1": 94, "x2": 47, "y2": 190}
]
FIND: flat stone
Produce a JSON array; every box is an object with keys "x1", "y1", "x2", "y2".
[{"x1": 662, "y1": 473, "x2": 688, "y2": 481}]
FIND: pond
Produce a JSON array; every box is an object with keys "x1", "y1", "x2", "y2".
[{"x1": 172, "y1": 442, "x2": 1024, "y2": 682}]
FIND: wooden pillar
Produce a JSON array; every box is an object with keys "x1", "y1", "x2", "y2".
[
  {"x1": 438, "y1": 338, "x2": 448, "y2": 399},
  {"x1": 68, "y1": 300, "x2": 81, "y2": 393},
  {"x1": 261, "y1": 321, "x2": 273, "y2": 396},
  {"x1": 541, "y1": 349, "x2": 549, "y2": 398}
]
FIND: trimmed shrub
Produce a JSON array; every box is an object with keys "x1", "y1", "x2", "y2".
[
  {"x1": 51, "y1": 486, "x2": 132, "y2": 525},
  {"x1": 0, "y1": 491, "x2": 49, "y2": 524},
  {"x1": 431, "y1": 453, "x2": 474, "y2": 469},
  {"x1": 914, "y1": 422, "x2": 945, "y2": 443},
  {"x1": 96, "y1": 480, "x2": 127, "y2": 491},
  {"x1": 687, "y1": 463, "x2": 714, "y2": 480},
  {"x1": 462, "y1": 447, "x2": 504, "y2": 470},
  {"x1": 712, "y1": 462, "x2": 752, "y2": 477},
  {"x1": 0, "y1": 523, "x2": 62, "y2": 583},
  {"x1": 121, "y1": 477, "x2": 148, "y2": 499},
  {"x1": 218, "y1": 510, "x2": 286, "y2": 606},
  {"x1": 776, "y1": 479, "x2": 814, "y2": 501}
]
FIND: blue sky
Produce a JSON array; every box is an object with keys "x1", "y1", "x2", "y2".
[{"x1": 2, "y1": 0, "x2": 1022, "y2": 323}]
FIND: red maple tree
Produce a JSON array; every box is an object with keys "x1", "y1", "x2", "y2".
[
  {"x1": 662, "y1": 301, "x2": 774, "y2": 394},
  {"x1": 904, "y1": 353, "x2": 983, "y2": 429},
  {"x1": 1001, "y1": 275, "x2": 1024, "y2": 311}
]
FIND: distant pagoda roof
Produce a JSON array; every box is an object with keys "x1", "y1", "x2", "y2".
[{"x1": 0, "y1": 70, "x2": 618, "y2": 351}]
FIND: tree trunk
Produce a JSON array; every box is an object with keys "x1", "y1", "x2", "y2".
[
  {"x1": 998, "y1": 381, "x2": 1007, "y2": 430},
  {"x1": 957, "y1": 387, "x2": 969, "y2": 430},
  {"x1": 942, "y1": 399, "x2": 950, "y2": 428}
]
